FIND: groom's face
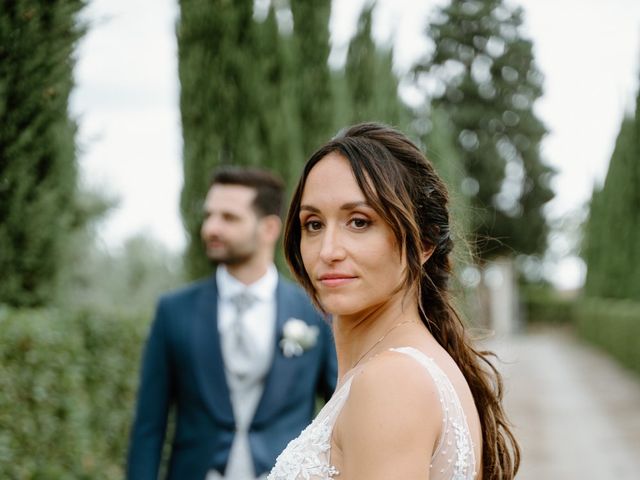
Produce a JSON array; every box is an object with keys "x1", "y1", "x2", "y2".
[{"x1": 201, "y1": 184, "x2": 262, "y2": 265}]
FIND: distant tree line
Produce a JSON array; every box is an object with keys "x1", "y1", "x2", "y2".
[
  {"x1": 1, "y1": 0, "x2": 558, "y2": 306},
  {"x1": 178, "y1": 0, "x2": 555, "y2": 280}
]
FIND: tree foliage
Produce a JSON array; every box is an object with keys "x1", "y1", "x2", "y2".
[
  {"x1": 178, "y1": 0, "x2": 484, "y2": 280},
  {"x1": 584, "y1": 82, "x2": 640, "y2": 300},
  {"x1": 414, "y1": 0, "x2": 554, "y2": 260},
  {"x1": 0, "y1": 0, "x2": 86, "y2": 306},
  {"x1": 178, "y1": 0, "x2": 255, "y2": 278},
  {"x1": 422, "y1": 107, "x2": 471, "y2": 240},
  {"x1": 342, "y1": 4, "x2": 408, "y2": 129},
  {"x1": 178, "y1": 0, "x2": 338, "y2": 279},
  {"x1": 290, "y1": 0, "x2": 334, "y2": 157},
  {"x1": 57, "y1": 232, "x2": 184, "y2": 313},
  {"x1": 251, "y1": 4, "x2": 305, "y2": 189},
  {"x1": 0, "y1": 307, "x2": 149, "y2": 478}
]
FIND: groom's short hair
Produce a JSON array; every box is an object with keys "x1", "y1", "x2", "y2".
[{"x1": 210, "y1": 166, "x2": 285, "y2": 218}]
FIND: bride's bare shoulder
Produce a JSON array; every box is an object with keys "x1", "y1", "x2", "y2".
[
  {"x1": 340, "y1": 351, "x2": 442, "y2": 439},
  {"x1": 334, "y1": 350, "x2": 443, "y2": 478},
  {"x1": 350, "y1": 350, "x2": 441, "y2": 411}
]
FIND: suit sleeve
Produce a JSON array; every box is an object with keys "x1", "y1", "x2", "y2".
[
  {"x1": 318, "y1": 314, "x2": 338, "y2": 402},
  {"x1": 126, "y1": 298, "x2": 173, "y2": 480}
]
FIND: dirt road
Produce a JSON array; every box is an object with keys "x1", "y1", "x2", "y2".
[{"x1": 488, "y1": 327, "x2": 640, "y2": 479}]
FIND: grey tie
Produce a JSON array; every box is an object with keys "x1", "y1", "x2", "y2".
[{"x1": 227, "y1": 290, "x2": 258, "y2": 379}]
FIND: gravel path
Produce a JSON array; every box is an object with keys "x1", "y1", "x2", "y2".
[{"x1": 487, "y1": 327, "x2": 640, "y2": 479}]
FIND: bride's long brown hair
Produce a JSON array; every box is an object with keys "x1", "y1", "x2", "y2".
[{"x1": 284, "y1": 122, "x2": 520, "y2": 479}]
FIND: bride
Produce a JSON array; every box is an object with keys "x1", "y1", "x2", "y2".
[{"x1": 268, "y1": 123, "x2": 519, "y2": 480}]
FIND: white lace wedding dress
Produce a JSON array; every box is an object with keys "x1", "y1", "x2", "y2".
[{"x1": 267, "y1": 347, "x2": 477, "y2": 480}]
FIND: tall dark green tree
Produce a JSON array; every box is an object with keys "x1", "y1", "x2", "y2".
[
  {"x1": 0, "y1": 1, "x2": 85, "y2": 306},
  {"x1": 251, "y1": 4, "x2": 304, "y2": 188},
  {"x1": 290, "y1": 0, "x2": 335, "y2": 156},
  {"x1": 342, "y1": 3, "x2": 408, "y2": 128},
  {"x1": 414, "y1": 0, "x2": 554, "y2": 259},
  {"x1": 584, "y1": 88, "x2": 640, "y2": 301},
  {"x1": 178, "y1": 0, "x2": 265, "y2": 278},
  {"x1": 179, "y1": 0, "x2": 312, "y2": 278},
  {"x1": 632, "y1": 87, "x2": 640, "y2": 293}
]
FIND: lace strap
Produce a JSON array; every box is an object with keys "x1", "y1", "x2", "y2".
[
  {"x1": 388, "y1": 347, "x2": 477, "y2": 479},
  {"x1": 313, "y1": 373, "x2": 355, "y2": 427}
]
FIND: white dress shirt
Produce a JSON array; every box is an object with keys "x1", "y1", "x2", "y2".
[
  {"x1": 217, "y1": 264, "x2": 278, "y2": 367},
  {"x1": 207, "y1": 264, "x2": 278, "y2": 480}
]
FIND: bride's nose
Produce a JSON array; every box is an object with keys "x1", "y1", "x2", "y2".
[{"x1": 319, "y1": 225, "x2": 346, "y2": 263}]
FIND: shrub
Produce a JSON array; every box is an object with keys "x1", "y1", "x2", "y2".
[
  {"x1": 520, "y1": 290, "x2": 640, "y2": 376},
  {"x1": 0, "y1": 306, "x2": 150, "y2": 478},
  {"x1": 521, "y1": 286, "x2": 575, "y2": 325},
  {"x1": 575, "y1": 297, "x2": 640, "y2": 375}
]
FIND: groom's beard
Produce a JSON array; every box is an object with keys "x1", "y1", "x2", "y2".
[{"x1": 204, "y1": 234, "x2": 259, "y2": 266}]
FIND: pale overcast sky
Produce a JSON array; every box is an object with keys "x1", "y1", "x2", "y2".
[{"x1": 71, "y1": 0, "x2": 640, "y2": 288}]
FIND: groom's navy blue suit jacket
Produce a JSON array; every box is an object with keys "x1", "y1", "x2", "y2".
[{"x1": 126, "y1": 274, "x2": 337, "y2": 480}]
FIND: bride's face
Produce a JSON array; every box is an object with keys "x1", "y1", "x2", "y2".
[{"x1": 298, "y1": 152, "x2": 406, "y2": 316}]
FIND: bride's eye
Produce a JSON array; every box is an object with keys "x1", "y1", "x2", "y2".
[
  {"x1": 349, "y1": 217, "x2": 371, "y2": 230},
  {"x1": 302, "y1": 220, "x2": 323, "y2": 232}
]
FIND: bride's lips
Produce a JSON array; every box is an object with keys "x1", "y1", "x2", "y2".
[{"x1": 317, "y1": 273, "x2": 357, "y2": 287}]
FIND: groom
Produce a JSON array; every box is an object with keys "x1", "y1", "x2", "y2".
[{"x1": 126, "y1": 167, "x2": 337, "y2": 480}]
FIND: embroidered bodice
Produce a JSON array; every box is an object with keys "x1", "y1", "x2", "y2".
[{"x1": 267, "y1": 347, "x2": 477, "y2": 480}]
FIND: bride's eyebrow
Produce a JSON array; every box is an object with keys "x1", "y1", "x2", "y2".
[
  {"x1": 340, "y1": 201, "x2": 371, "y2": 211},
  {"x1": 300, "y1": 201, "x2": 373, "y2": 214},
  {"x1": 300, "y1": 205, "x2": 320, "y2": 214}
]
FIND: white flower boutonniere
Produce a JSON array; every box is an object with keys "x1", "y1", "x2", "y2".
[{"x1": 279, "y1": 318, "x2": 319, "y2": 358}]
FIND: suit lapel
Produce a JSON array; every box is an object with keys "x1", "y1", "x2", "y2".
[
  {"x1": 252, "y1": 279, "x2": 300, "y2": 427},
  {"x1": 193, "y1": 275, "x2": 235, "y2": 427}
]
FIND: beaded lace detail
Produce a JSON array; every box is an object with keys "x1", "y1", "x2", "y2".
[
  {"x1": 266, "y1": 374, "x2": 353, "y2": 479},
  {"x1": 392, "y1": 347, "x2": 477, "y2": 480},
  {"x1": 267, "y1": 347, "x2": 476, "y2": 480}
]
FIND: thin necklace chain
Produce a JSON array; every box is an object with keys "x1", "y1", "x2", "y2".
[{"x1": 351, "y1": 319, "x2": 416, "y2": 369}]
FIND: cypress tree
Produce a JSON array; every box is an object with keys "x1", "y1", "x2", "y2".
[
  {"x1": 583, "y1": 184, "x2": 607, "y2": 297},
  {"x1": 252, "y1": 4, "x2": 304, "y2": 188},
  {"x1": 178, "y1": 0, "x2": 307, "y2": 278},
  {"x1": 343, "y1": 4, "x2": 408, "y2": 129},
  {"x1": 178, "y1": 0, "x2": 263, "y2": 279},
  {"x1": 0, "y1": 1, "x2": 85, "y2": 306},
  {"x1": 632, "y1": 83, "x2": 640, "y2": 294},
  {"x1": 290, "y1": 0, "x2": 334, "y2": 155},
  {"x1": 584, "y1": 100, "x2": 640, "y2": 300},
  {"x1": 414, "y1": 0, "x2": 554, "y2": 259}
]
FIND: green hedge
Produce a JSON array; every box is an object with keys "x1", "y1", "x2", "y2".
[
  {"x1": 521, "y1": 287, "x2": 575, "y2": 325},
  {"x1": 0, "y1": 306, "x2": 150, "y2": 479},
  {"x1": 575, "y1": 297, "x2": 640, "y2": 376},
  {"x1": 522, "y1": 290, "x2": 640, "y2": 375}
]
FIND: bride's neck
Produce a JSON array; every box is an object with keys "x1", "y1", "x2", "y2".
[{"x1": 333, "y1": 292, "x2": 420, "y2": 378}]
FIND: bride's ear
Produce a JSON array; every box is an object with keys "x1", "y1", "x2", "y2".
[{"x1": 421, "y1": 244, "x2": 435, "y2": 265}]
